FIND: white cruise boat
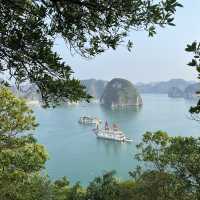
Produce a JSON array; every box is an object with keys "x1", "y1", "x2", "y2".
[
  {"x1": 93, "y1": 121, "x2": 132, "y2": 143},
  {"x1": 79, "y1": 116, "x2": 101, "y2": 125}
]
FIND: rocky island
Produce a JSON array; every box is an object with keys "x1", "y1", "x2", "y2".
[
  {"x1": 136, "y1": 79, "x2": 193, "y2": 94},
  {"x1": 100, "y1": 78, "x2": 142, "y2": 108},
  {"x1": 168, "y1": 87, "x2": 184, "y2": 98},
  {"x1": 81, "y1": 79, "x2": 108, "y2": 99},
  {"x1": 167, "y1": 83, "x2": 200, "y2": 100},
  {"x1": 183, "y1": 83, "x2": 200, "y2": 100}
]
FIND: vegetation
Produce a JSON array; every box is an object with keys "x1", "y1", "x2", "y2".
[
  {"x1": 0, "y1": 86, "x2": 49, "y2": 199},
  {"x1": 2, "y1": 0, "x2": 200, "y2": 199},
  {"x1": 131, "y1": 131, "x2": 200, "y2": 199},
  {"x1": 0, "y1": 86, "x2": 37, "y2": 135},
  {"x1": 186, "y1": 42, "x2": 200, "y2": 118},
  {"x1": 100, "y1": 78, "x2": 142, "y2": 107},
  {"x1": 1, "y1": 87, "x2": 200, "y2": 200},
  {"x1": 0, "y1": 0, "x2": 182, "y2": 106},
  {"x1": 51, "y1": 131, "x2": 200, "y2": 200}
]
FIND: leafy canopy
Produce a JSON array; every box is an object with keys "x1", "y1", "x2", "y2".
[
  {"x1": 185, "y1": 42, "x2": 200, "y2": 117},
  {"x1": 0, "y1": 86, "x2": 49, "y2": 199},
  {"x1": 1, "y1": 88, "x2": 200, "y2": 200},
  {"x1": 131, "y1": 131, "x2": 200, "y2": 199},
  {"x1": 0, "y1": 0, "x2": 182, "y2": 106},
  {"x1": 0, "y1": 86, "x2": 37, "y2": 136}
]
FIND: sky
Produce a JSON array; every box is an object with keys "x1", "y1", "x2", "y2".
[{"x1": 54, "y1": 1, "x2": 200, "y2": 84}]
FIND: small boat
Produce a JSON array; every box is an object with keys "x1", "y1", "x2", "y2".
[
  {"x1": 93, "y1": 121, "x2": 133, "y2": 143},
  {"x1": 79, "y1": 116, "x2": 101, "y2": 125}
]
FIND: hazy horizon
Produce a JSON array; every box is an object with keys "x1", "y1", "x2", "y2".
[
  {"x1": 80, "y1": 77, "x2": 197, "y2": 85},
  {"x1": 53, "y1": 1, "x2": 200, "y2": 84}
]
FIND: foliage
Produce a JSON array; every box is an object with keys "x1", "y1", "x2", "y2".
[
  {"x1": 0, "y1": 0, "x2": 182, "y2": 106},
  {"x1": 100, "y1": 78, "x2": 142, "y2": 107},
  {"x1": 0, "y1": 174, "x2": 53, "y2": 200},
  {"x1": 2, "y1": 86, "x2": 200, "y2": 200},
  {"x1": 118, "y1": 180, "x2": 137, "y2": 200},
  {"x1": 131, "y1": 131, "x2": 200, "y2": 200},
  {"x1": 0, "y1": 86, "x2": 49, "y2": 199},
  {"x1": 85, "y1": 171, "x2": 119, "y2": 200},
  {"x1": 185, "y1": 42, "x2": 200, "y2": 118},
  {"x1": 0, "y1": 86, "x2": 37, "y2": 136},
  {"x1": 2, "y1": 90, "x2": 200, "y2": 200}
]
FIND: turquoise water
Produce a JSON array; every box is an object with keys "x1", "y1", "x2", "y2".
[{"x1": 33, "y1": 94, "x2": 199, "y2": 185}]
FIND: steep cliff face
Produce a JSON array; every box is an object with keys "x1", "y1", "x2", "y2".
[
  {"x1": 136, "y1": 79, "x2": 193, "y2": 94},
  {"x1": 168, "y1": 87, "x2": 184, "y2": 98},
  {"x1": 11, "y1": 84, "x2": 41, "y2": 101},
  {"x1": 81, "y1": 79, "x2": 108, "y2": 99},
  {"x1": 183, "y1": 83, "x2": 200, "y2": 99},
  {"x1": 167, "y1": 83, "x2": 200, "y2": 100},
  {"x1": 100, "y1": 78, "x2": 142, "y2": 108}
]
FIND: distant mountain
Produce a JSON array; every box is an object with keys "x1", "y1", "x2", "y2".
[
  {"x1": 168, "y1": 87, "x2": 184, "y2": 98},
  {"x1": 81, "y1": 79, "x2": 108, "y2": 99},
  {"x1": 100, "y1": 78, "x2": 142, "y2": 108},
  {"x1": 81, "y1": 78, "x2": 198, "y2": 100},
  {"x1": 5, "y1": 78, "x2": 198, "y2": 103},
  {"x1": 183, "y1": 83, "x2": 200, "y2": 100},
  {"x1": 136, "y1": 79, "x2": 195, "y2": 94},
  {"x1": 167, "y1": 83, "x2": 200, "y2": 100},
  {"x1": 11, "y1": 84, "x2": 41, "y2": 101}
]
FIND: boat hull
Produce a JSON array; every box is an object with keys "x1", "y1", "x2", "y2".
[
  {"x1": 93, "y1": 129, "x2": 132, "y2": 143},
  {"x1": 78, "y1": 117, "x2": 101, "y2": 125}
]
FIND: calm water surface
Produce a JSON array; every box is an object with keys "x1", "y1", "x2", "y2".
[{"x1": 33, "y1": 94, "x2": 200, "y2": 185}]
